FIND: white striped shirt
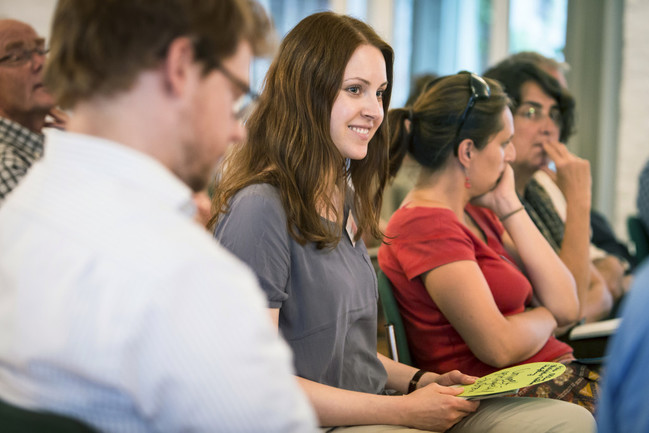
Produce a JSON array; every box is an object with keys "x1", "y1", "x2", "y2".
[{"x1": 0, "y1": 129, "x2": 318, "y2": 432}]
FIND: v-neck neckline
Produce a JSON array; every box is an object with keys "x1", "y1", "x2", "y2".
[{"x1": 463, "y1": 207, "x2": 488, "y2": 245}]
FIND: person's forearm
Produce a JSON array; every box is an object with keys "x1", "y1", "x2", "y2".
[
  {"x1": 298, "y1": 376, "x2": 405, "y2": 427},
  {"x1": 581, "y1": 266, "x2": 613, "y2": 322},
  {"x1": 559, "y1": 201, "x2": 592, "y2": 320},
  {"x1": 468, "y1": 307, "x2": 557, "y2": 368},
  {"x1": 378, "y1": 352, "x2": 438, "y2": 394},
  {"x1": 502, "y1": 208, "x2": 579, "y2": 325},
  {"x1": 299, "y1": 370, "x2": 479, "y2": 431},
  {"x1": 593, "y1": 255, "x2": 626, "y2": 300},
  {"x1": 538, "y1": 142, "x2": 593, "y2": 322}
]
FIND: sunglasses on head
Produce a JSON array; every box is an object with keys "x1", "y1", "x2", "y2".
[
  {"x1": 420, "y1": 71, "x2": 491, "y2": 153},
  {"x1": 453, "y1": 71, "x2": 491, "y2": 151}
]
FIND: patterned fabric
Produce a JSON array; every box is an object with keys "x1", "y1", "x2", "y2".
[
  {"x1": 0, "y1": 116, "x2": 44, "y2": 205},
  {"x1": 522, "y1": 178, "x2": 565, "y2": 251},
  {"x1": 517, "y1": 361, "x2": 599, "y2": 414}
]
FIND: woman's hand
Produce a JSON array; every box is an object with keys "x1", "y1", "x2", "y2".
[
  {"x1": 378, "y1": 356, "x2": 479, "y2": 430},
  {"x1": 399, "y1": 383, "x2": 479, "y2": 431},
  {"x1": 44, "y1": 107, "x2": 69, "y2": 130},
  {"x1": 433, "y1": 370, "x2": 478, "y2": 387},
  {"x1": 298, "y1": 368, "x2": 479, "y2": 430},
  {"x1": 471, "y1": 164, "x2": 522, "y2": 218},
  {"x1": 416, "y1": 369, "x2": 477, "y2": 389},
  {"x1": 192, "y1": 191, "x2": 212, "y2": 227},
  {"x1": 543, "y1": 140, "x2": 591, "y2": 210}
]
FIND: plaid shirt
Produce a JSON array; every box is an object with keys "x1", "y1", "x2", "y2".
[{"x1": 0, "y1": 117, "x2": 44, "y2": 206}]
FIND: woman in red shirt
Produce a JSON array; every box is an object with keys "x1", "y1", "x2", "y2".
[{"x1": 378, "y1": 72, "x2": 598, "y2": 412}]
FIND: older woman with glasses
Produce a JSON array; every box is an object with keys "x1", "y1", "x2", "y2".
[
  {"x1": 378, "y1": 72, "x2": 599, "y2": 413},
  {"x1": 484, "y1": 59, "x2": 617, "y2": 325}
]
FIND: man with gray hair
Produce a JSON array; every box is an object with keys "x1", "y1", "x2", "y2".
[{"x1": 0, "y1": 18, "x2": 64, "y2": 205}]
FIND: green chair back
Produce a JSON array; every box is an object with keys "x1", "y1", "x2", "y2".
[
  {"x1": 0, "y1": 399, "x2": 97, "y2": 433},
  {"x1": 627, "y1": 215, "x2": 649, "y2": 265},
  {"x1": 377, "y1": 270, "x2": 413, "y2": 366}
]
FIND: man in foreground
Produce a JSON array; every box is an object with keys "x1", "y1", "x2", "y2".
[{"x1": 0, "y1": 1, "x2": 317, "y2": 431}]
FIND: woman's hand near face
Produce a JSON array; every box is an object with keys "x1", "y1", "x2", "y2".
[
  {"x1": 541, "y1": 140, "x2": 598, "y2": 323},
  {"x1": 471, "y1": 164, "x2": 522, "y2": 218},
  {"x1": 44, "y1": 107, "x2": 69, "y2": 130},
  {"x1": 542, "y1": 141, "x2": 591, "y2": 211}
]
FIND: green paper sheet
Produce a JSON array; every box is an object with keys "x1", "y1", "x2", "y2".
[{"x1": 458, "y1": 362, "x2": 567, "y2": 399}]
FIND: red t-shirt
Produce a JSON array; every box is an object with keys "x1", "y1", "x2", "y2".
[{"x1": 378, "y1": 203, "x2": 572, "y2": 376}]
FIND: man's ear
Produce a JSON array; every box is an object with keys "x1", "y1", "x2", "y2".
[
  {"x1": 457, "y1": 138, "x2": 474, "y2": 168},
  {"x1": 162, "y1": 36, "x2": 196, "y2": 97}
]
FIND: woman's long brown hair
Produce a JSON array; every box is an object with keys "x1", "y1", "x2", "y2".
[{"x1": 208, "y1": 12, "x2": 394, "y2": 249}]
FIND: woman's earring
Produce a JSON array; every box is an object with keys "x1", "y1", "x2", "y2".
[{"x1": 465, "y1": 176, "x2": 471, "y2": 189}]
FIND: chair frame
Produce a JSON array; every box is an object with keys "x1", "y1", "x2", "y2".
[
  {"x1": 627, "y1": 215, "x2": 649, "y2": 265},
  {"x1": 376, "y1": 270, "x2": 413, "y2": 366},
  {"x1": 0, "y1": 399, "x2": 97, "y2": 433}
]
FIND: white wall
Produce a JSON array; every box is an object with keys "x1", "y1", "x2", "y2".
[
  {"x1": 0, "y1": 0, "x2": 56, "y2": 40},
  {"x1": 614, "y1": 0, "x2": 649, "y2": 239}
]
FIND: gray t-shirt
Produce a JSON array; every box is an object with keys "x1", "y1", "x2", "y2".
[{"x1": 214, "y1": 183, "x2": 388, "y2": 394}]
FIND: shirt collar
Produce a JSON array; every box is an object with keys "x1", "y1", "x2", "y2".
[
  {"x1": 44, "y1": 129, "x2": 197, "y2": 217},
  {"x1": 0, "y1": 116, "x2": 44, "y2": 158}
]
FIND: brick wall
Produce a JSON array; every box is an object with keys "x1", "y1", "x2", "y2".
[{"x1": 615, "y1": 0, "x2": 649, "y2": 240}]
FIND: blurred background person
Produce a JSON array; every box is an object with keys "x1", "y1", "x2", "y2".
[
  {"x1": 484, "y1": 60, "x2": 616, "y2": 325},
  {"x1": 0, "y1": 18, "x2": 65, "y2": 206},
  {"x1": 505, "y1": 51, "x2": 633, "y2": 294}
]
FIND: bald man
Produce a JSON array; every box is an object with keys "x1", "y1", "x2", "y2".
[{"x1": 0, "y1": 19, "x2": 64, "y2": 205}]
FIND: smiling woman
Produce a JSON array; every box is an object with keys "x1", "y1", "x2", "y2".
[
  {"x1": 329, "y1": 44, "x2": 387, "y2": 161},
  {"x1": 209, "y1": 11, "x2": 394, "y2": 248},
  {"x1": 208, "y1": 11, "x2": 594, "y2": 433}
]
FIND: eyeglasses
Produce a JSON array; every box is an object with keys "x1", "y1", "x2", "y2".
[
  {"x1": 0, "y1": 46, "x2": 49, "y2": 67},
  {"x1": 515, "y1": 103, "x2": 562, "y2": 128},
  {"x1": 217, "y1": 64, "x2": 259, "y2": 121},
  {"x1": 452, "y1": 72, "x2": 491, "y2": 151}
]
